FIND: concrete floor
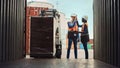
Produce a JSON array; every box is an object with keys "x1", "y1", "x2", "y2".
[
  {"x1": 0, "y1": 59, "x2": 117, "y2": 68},
  {"x1": 0, "y1": 49, "x2": 117, "y2": 68},
  {"x1": 25, "y1": 49, "x2": 93, "y2": 59},
  {"x1": 61, "y1": 49, "x2": 93, "y2": 59}
]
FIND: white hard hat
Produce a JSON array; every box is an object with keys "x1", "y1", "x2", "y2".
[
  {"x1": 82, "y1": 16, "x2": 88, "y2": 20},
  {"x1": 71, "y1": 13, "x2": 77, "y2": 17}
]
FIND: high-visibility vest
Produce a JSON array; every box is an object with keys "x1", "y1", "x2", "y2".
[
  {"x1": 68, "y1": 22, "x2": 78, "y2": 31},
  {"x1": 81, "y1": 23, "x2": 88, "y2": 33}
]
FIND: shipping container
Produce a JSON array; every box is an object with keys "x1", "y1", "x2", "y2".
[
  {"x1": 26, "y1": 7, "x2": 49, "y2": 54},
  {"x1": 26, "y1": 1, "x2": 53, "y2": 55},
  {"x1": 0, "y1": 0, "x2": 26, "y2": 62},
  {"x1": 30, "y1": 16, "x2": 62, "y2": 58},
  {"x1": 94, "y1": 0, "x2": 120, "y2": 67}
]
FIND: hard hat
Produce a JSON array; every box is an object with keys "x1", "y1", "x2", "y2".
[
  {"x1": 71, "y1": 13, "x2": 77, "y2": 17},
  {"x1": 82, "y1": 16, "x2": 88, "y2": 20}
]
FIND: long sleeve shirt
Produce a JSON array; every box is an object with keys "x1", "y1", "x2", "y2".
[{"x1": 68, "y1": 20, "x2": 82, "y2": 28}]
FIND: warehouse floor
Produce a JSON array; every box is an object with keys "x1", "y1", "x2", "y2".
[
  {"x1": 61, "y1": 49, "x2": 93, "y2": 59},
  {"x1": 0, "y1": 49, "x2": 118, "y2": 68},
  {"x1": 25, "y1": 49, "x2": 93, "y2": 59},
  {"x1": 0, "y1": 59, "x2": 117, "y2": 68}
]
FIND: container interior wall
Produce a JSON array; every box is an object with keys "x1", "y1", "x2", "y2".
[
  {"x1": 0, "y1": 0, "x2": 26, "y2": 62},
  {"x1": 94, "y1": 0, "x2": 120, "y2": 67}
]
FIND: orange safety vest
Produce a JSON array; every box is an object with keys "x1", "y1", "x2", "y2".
[{"x1": 68, "y1": 23, "x2": 78, "y2": 31}]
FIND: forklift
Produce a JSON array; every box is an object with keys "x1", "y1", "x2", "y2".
[{"x1": 30, "y1": 9, "x2": 62, "y2": 58}]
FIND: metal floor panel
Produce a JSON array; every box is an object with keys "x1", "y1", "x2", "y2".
[{"x1": 0, "y1": 59, "x2": 118, "y2": 68}]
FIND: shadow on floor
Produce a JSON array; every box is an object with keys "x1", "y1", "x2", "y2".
[{"x1": 0, "y1": 59, "x2": 118, "y2": 68}]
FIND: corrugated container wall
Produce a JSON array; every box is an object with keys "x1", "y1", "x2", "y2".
[
  {"x1": 93, "y1": 0, "x2": 120, "y2": 67},
  {"x1": 0, "y1": 0, "x2": 26, "y2": 62}
]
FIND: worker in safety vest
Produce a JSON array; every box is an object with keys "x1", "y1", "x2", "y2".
[
  {"x1": 81, "y1": 16, "x2": 89, "y2": 59},
  {"x1": 67, "y1": 14, "x2": 81, "y2": 59}
]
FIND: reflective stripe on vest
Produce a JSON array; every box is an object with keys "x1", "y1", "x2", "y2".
[
  {"x1": 81, "y1": 23, "x2": 88, "y2": 32},
  {"x1": 68, "y1": 23, "x2": 78, "y2": 31}
]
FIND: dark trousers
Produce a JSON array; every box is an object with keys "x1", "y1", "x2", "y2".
[
  {"x1": 67, "y1": 38, "x2": 77, "y2": 59},
  {"x1": 82, "y1": 42, "x2": 88, "y2": 59}
]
